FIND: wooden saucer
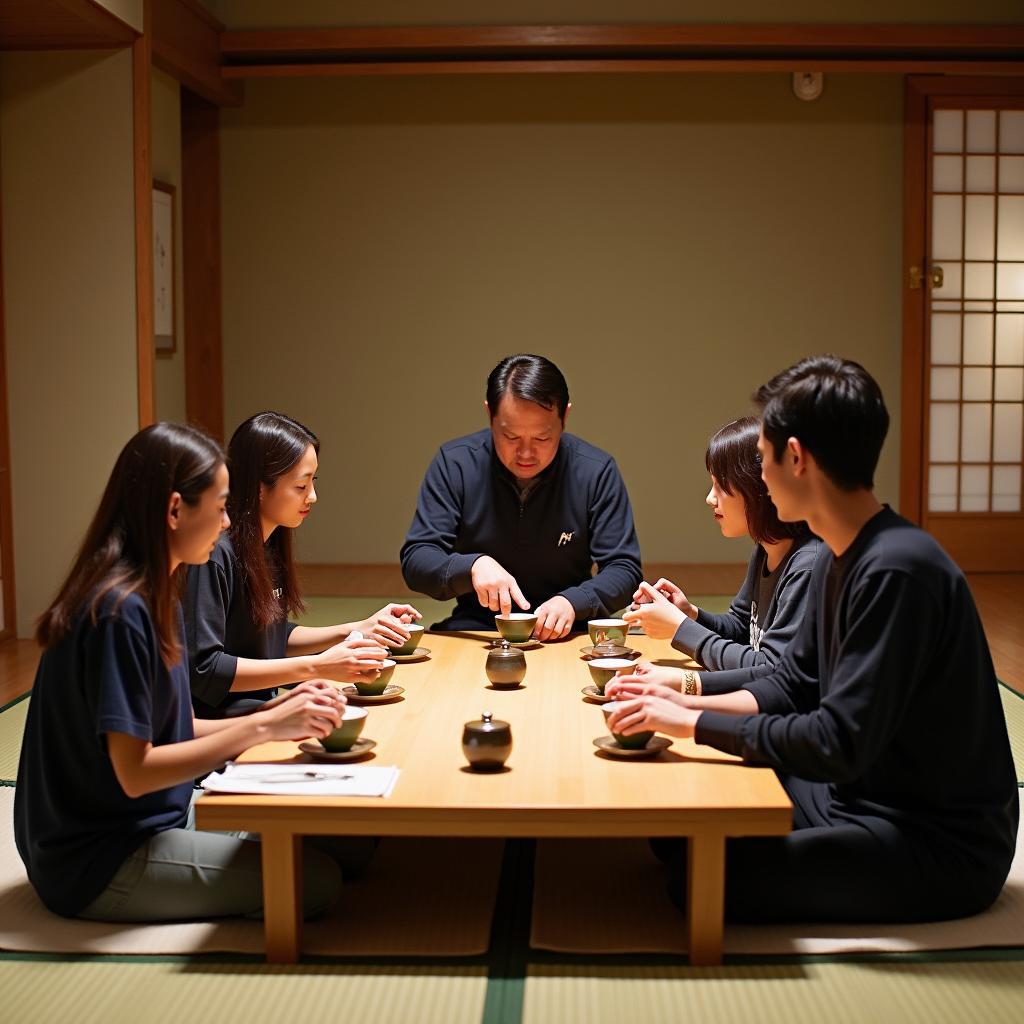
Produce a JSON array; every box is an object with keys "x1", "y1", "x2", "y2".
[
  {"x1": 341, "y1": 684, "x2": 405, "y2": 705},
  {"x1": 581, "y1": 685, "x2": 613, "y2": 704},
  {"x1": 592, "y1": 735, "x2": 672, "y2": 759},
  {"x1": 299, "y1": 738, "x2": 377, "y2": 762},
  {"x1": 494, "y1": 638, "x2": 542, "y2": 650},
  {"x1": 386, "y1": 647, "x2": 431, "y2": 663}
]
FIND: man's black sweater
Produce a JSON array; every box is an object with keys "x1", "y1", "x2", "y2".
[
  {"x1": 400, "y1": 429, "x2": 642, "y2": 630},
  {"x1": 697, "y1": 508, "x2": 1018, "y2": 905}
]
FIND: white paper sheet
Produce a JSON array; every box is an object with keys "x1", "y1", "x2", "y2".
[{"x1": 201, "y1": 762, "x2": 400, "y2": 797}]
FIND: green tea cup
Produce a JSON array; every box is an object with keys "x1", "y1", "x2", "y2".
[
  {"x1": 388, "y1": 623, "x2": 425, "y2": 657},
  {"x1": 355, "y1": 659, "x2": 395, "y2": 697},
  {"x1": 602, "y1": 702, "x2": 654, "y2": 750},
  {"x1": 495, "y1": 613, "x2": 538, "y2": 643},
  {"x1": 587, "y1": 657, "x2": 635, "y2": 695},
  {"x1": 321, "y1": 706, "x2": 368, "y2": 752},
  {"x1": 588, "y1": 618, "x2": 628, "y2": 647}
]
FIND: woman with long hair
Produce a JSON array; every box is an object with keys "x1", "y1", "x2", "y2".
[
  {"x1": 620, "y1": 416, "x2": 820, "y2": 696},
  {"x1": 186, "y1": 411, "x2": 421, "y2": 716},
  {"x1": 16, "y1": 423, "x2": 347, "y2": 921}
]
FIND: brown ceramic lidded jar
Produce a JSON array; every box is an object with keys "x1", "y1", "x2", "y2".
[
  {"x1": 485, "y1": 640, "x2": 527, "y2": 689},
  {"x1": 462, "y1": 712, "x2": 513, "y2": 771}
]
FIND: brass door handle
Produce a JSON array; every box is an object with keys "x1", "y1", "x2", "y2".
[{"x1": 909, "y1": 265, "x2": 944, "y2": 289}]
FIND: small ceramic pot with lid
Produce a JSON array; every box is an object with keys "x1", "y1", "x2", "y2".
[
  {"x1": 485, "y1": 640, "x2": 527, "y2": 689},
  {"x1": 462, "y1": 712, "x2": 513, "y2": 771}
]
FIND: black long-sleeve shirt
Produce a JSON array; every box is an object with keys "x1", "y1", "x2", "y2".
[
  {"x1": 400, "y1": 429, "x2": 642, "y2": 630},
  {"x1": 184, "y1": 534, "x2": 295, "y2": 717},
  {"x1": 696, "y1": 508, "x2": 1018, "y2": 892},
  {"x1": 674, "y1": 535, "x2": 821, "y2": 694}
]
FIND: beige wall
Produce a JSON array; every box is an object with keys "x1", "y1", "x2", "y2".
[
  {"x1": 1, "y1": 51, "x2": 138, "y2": 636},
  {"x1": 152, "y1": 67, "x2": 187, "y2": 424},
  {"x1": 209, "y1": 0, "x2": 1024, "y2": 28},
  {"x1": 220, "y1": 72, "x2": 903, "y2": 566}
]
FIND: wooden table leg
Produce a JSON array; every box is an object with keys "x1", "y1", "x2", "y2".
[
  {"x1": 687, "y1": 832, "x2": 726, "y2": 966},
  {"x1": 260, "y1": 830, "x2": 303, "y2": 964}
]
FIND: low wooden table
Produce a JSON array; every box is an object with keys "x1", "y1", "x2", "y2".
[{"x1": 196, "y1": 632, "x2": 791, "y2": 964}]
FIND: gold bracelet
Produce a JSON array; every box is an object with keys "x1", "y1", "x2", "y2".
[{"x1": 682, "y1": 670, "x2": 698, "y2": 696}]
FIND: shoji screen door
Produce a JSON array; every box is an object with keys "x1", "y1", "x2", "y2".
[{"x1": 904, "y1": 80, "x2": 1024, "y2": 571}]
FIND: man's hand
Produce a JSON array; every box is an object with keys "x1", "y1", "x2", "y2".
[
  {"x1": 604, "y1": 662, "x2": 687, "y2": 695},
  {"x1": 605, "y1": 693, "x2": 701, "y2": 739},
  {"x1": 471, "y1": 555, "x2": 530, "y2": 617},
  {"x1": 623, "y1": 581, "x2": 687, "y2": 639},
  {"x1": 533, "y1": 595, "x2": 575, "y2": 641}
]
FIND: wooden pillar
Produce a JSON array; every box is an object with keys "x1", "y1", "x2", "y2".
[{"x1": 132, "y1": 0, "x2": 155, "y2": 427}]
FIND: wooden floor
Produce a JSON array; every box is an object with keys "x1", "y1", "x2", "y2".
[
  {"x1": 968, "y1": 574, "x2": 1024, "y2": 693},
  {"x1": 0, "y1": 572, "x2": 1021, "y2": 706}
]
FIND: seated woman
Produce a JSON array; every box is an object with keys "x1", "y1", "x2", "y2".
[
  {"x1": 624, "y1": 417, "x2": 820, "y2": 695},
  {"x1": 16, "y1": 423, "x2": 347, "y2": 922},
  {"x1": 186, "y1": 411, "x2": 421, "y2": 717}
]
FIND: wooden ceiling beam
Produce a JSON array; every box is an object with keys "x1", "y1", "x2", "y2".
[
  {"x1": 224, "y1": 58, "x2": 1024, "y2": 80},
  {"x1": 0, "y1": 0, "x2": 138, "y2": 50},
  {"x1": 152, "y1": 0, "x2": 242, "y2": 107},
  {"x1": 219, "y1": 23, "x2": 1024, "y2": 73}
]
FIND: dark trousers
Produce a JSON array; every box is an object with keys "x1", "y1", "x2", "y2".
[{"x1": 661, "y1": 773, "x2": 1006, "y2": 924}]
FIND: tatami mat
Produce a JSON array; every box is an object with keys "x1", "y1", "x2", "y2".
[
  {"x1": 1000, "y1": 684, "x2": 1024, "y2": 784},
  {"x1": 0, "y1": 961, "x2": 488, "y2": 1024},
  {"x1": 0, "y1": 789, "x2": 502, "y2": 957},
  {"x1": 523, "y1": 961, "x2": 1024, "y2": 1024},
  {"x1": 530, "y1": 793, "x2": 1024, "y2": 957},
  {"x1": 299, "y1": 596, "x2": 455, "y2": 630},
  {"x1": 0, "y1": 696, "x2": 27, "y2": 784}
]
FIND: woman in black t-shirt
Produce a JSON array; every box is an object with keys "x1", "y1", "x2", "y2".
[
  {"x1": 623, "y1": 417, "x2": 820, "y2": 695},
  {"x1": 185, "y1": 411, "x2": 422, "y2": 717},
  {"x1": 15, "y1": 423, "x2": 347, "y2": 921}
]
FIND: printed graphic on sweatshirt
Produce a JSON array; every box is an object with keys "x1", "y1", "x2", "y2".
[
  {"x1": 558, "y1": 531, "x2": 575, "y2": 547},
  {"x1": 749, "y1": 600, "x2": 764, "y2": 651}
]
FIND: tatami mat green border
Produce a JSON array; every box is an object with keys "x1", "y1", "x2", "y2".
[
  {"x1": 0, "y1": 691, "x2": 29, "y2": 715},
  {"x1": 0, "y1": 693, "x2": 29, "y2": 786}
]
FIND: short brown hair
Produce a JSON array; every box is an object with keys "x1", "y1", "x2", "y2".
[{"x1": 705, "y1": 417, "x2": 809, "y2": 546}]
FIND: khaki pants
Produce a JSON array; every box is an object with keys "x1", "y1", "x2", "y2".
[{"x1": 79, "y1": 790, "x2": 345, "y2": 922}]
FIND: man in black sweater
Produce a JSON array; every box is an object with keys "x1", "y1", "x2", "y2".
[
  {"x1": 608, "y1": 354, "x2": 1018, "y2": 922},
  {"x1": 401, "y1": 354, "x2": 642, "y2": 640}
]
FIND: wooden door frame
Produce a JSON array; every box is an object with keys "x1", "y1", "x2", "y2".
[
  {"x1": 901, "y1": 76, "x2": 1024, "y2": 569},
  {"x1": 133, "y1": 0, "x2": 155, "y2": 428},
  {"x1": 0, "y1": 166, "x2": 17, "y2": 642}
]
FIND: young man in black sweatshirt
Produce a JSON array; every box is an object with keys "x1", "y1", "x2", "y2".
[
  {"x1": 401, "y1": 354, "x2": 642, "y2": 640},
  {"x1": 608, "y1": 354, "x2": 1018, "y2": 923}
]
